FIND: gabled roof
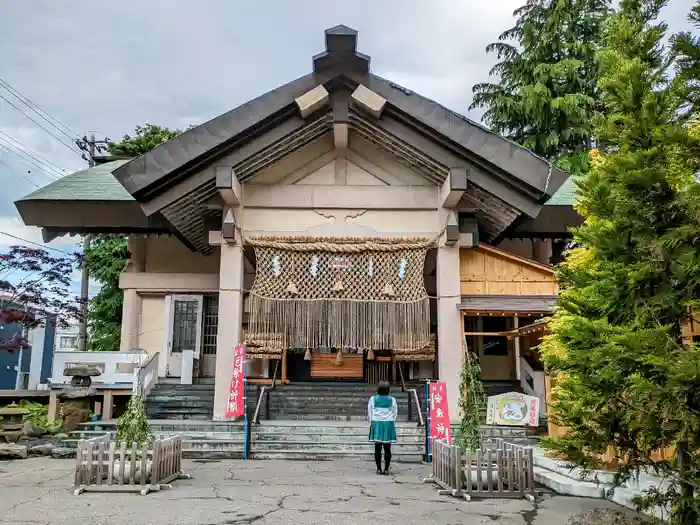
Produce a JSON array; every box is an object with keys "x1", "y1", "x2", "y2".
[
  {"x1": 20, "y1": 159, "x2": 132, "y2": 201},
  {"x1": 112, "y1": 26, "x2": 568, "y2": 205},
  {"x1": 546, "y1": 176, "x2": 577, "y2": 206}
]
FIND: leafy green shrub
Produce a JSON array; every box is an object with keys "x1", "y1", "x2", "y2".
[
  {"x1": 19, "y1": 400, "x2": 62, "y2": 434},
  {"x1": 116, "y1": 395, "x2": 152, "y2": 447}
]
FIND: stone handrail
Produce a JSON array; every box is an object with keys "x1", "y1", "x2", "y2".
[
  {"x1": 519, "y1": 357, "x2": 546, "y2": 412},
  {"x1": 133, "y1": 353, "x2": 159, "y2": 399}
]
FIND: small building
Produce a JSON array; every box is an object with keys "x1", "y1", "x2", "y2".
[
  {"x1": 0, "y1": 297, "x2": 56, "y2": 390},
  {"x1": 14, "y1": 26, "x2": 578, "y2": 421},
  {"x1": 54, "y1": 320, "x2": 79, "y2": 352}
]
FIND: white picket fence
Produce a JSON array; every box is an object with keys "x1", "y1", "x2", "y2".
[
  {"x1": 424, "y1": 438, "x2": 536, "y2": 501},
  {"x1": 73, "y1": 435, "x2": 190, "y2": 495}
]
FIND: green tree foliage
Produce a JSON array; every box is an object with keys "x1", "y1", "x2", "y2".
[
  {"x1": 107, "y1": 124, "x2": 184, "y2": 157},
  {"x1": 456, "y1": 347, "x2": 487, "y2": 451},
  {"x1": 84, "y1": 124, "x2": 185, "y2": 351},
  {"x1": 540, "y1": 1, "x2": 700, "y2": 521},
  {"x1": 673, "y1": 1, "x2": 700, "y2": 115},
  {"x1": 81, "y1": 236, "x2": 129, "y2": 352},
  {"x1": 116, "y1": 395, "x2": 152, "y2": 447},
  {"x1": 471, "y1": 0, "x2": 611, "y2": 174}
]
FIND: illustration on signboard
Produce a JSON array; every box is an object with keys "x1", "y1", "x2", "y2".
[{"x1": 486, "y1": 392, "x2": 540, "y2": 427}]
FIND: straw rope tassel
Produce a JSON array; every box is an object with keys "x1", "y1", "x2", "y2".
[{"x1": 335, "y1": 349, "x2": 344, "y2": 366}]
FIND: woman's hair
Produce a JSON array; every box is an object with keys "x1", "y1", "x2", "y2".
[{"x1": 377, "y1": 381, "x2": 391, "y2": 396}]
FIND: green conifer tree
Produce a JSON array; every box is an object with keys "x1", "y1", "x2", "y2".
[
  {"x1": 471, "y1": 0, "x2": 611, "y2": 174},
  {"x1": 541, "y1": 1, "x2": 700, "y2": 521}
]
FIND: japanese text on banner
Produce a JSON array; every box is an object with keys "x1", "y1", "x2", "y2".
[
  {"x1": 224, "y1": 343, "x2": 246, "y2": 419},
  {"x1": 429, "y1": 381, "x2": 451, "y2": 444}
]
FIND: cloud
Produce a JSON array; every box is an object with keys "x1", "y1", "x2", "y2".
[{"x1": 0, "y1": 216, "x2": 78, "y2": 251}]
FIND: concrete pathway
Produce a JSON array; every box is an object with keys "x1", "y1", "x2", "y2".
[{"x1": 0, "y1": 457, "x2": 642, "y2": 525}]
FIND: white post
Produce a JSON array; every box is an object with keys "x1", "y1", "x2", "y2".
[{"x1": 181, "y1": 350, "x2": 194, "y2": 385}]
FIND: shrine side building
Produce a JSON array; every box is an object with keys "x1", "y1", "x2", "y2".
[{"x1": 15, "y1": 26, "x2": 579, "y2": 421}]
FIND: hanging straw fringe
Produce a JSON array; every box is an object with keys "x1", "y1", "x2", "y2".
[
  {"x1": 246, "y1": 237, "x2": 432, "y2": 353},
  {"x1": 247, "y1": 294, "x2": 431, "y2": 351}
]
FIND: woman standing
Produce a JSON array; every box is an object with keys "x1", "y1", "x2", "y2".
[{"x1": 368, "y1": 381, "x2": 398, "y2": 475}]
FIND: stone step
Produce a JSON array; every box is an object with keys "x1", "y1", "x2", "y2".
[
  {"x1": 250, "y1": 450, "x2": 424, "y2": 462},
  {"x1": 145, "y1": 413, "x2": 213, "y2": 421},
  {"x1": 266, "y1": 414, "x2": 417, "y2": 422},
  {"x1": 252, "y1": 442, "x2": 425, "y2": 453},
  {"x1": 252, "y1": 432, "x2": 424, "y2": 442},
  {"x1": 147, "y1": 400, "x2": 215, "y2": 410}
]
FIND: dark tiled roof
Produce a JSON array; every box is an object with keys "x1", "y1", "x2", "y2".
[{"x1": 459, "y1": 295, "x2": 557, "y2": 313}]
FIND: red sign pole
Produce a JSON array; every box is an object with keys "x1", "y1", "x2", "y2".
[
  {"x1": 428, "y1": 381, "x2": 452, "y2": 444},
  {"x1": 224, "y1": 343, "x2": 246, "y2": 419}
]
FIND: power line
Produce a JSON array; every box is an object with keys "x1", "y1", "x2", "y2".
[
  {"x1": 0, "y1": 143, "x2": 60, "y2": 182},
  {"x1": 0, "y1": 157, "x2": 40, "y2": 188},
  {"x1": 0, "y1": 93, "x2": 83, "y2": 158},
  {"x1": 0, "y1": 231, "x2": 72, "y2": 254},
  {"x1": 0, "y1": 78, "x2": 79, "y2": 141},
  {"x1": 0, "y1": 133, "x2": 65, "y2": 177}
]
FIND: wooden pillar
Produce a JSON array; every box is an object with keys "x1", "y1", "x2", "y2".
[
  {"x1": 47, "y1": 391, "x2": 59, "y2": 424},
  {"x1": 103, "y1": 390, "x2": 114, "y2": 421},
  {"x1": 281, "y1": 348, "x2": 287, "y2": 384},
  {"x1": 514, "y1": 316, "x2": 521, "y2": 381}
]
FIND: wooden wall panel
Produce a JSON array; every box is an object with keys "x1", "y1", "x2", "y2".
[
  {"x1": 310, "y1": 354, "x2": 363, "y2": 378},
  {"x1": 460, "y1": 245, "x2": 558, "y2": 297}
]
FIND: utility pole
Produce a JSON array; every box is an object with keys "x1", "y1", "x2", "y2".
[{"x1": 74, "y1": 133, "x2": 109, "y2": 351}]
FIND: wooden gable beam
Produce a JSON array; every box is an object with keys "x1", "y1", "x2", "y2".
[
  {"x1": 295, "y1": 85, "x2": 330, "y2": 119},
  {"x1": 351, "y1": 85, "x2": 386, "y2": 119},
  {"x1": 440, "y1": 167, "x2": 467, "y2": 208},
  {"x1": 215, "y1": 166, "x2": 242, "y2": 206}
]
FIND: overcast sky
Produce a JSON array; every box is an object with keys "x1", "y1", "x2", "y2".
[{"x1": 0, "y1": 0, "x2": 693, "y2": 265}]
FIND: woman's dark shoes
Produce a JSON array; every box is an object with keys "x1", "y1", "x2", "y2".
[
  {"x1": 376, "y1": 469, "x2": 382, "y2": 475},
  {"x1": 382, "y1": 470, "x2": 390, "y2": 476}
]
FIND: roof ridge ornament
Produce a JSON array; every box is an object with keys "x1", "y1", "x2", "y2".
[{"x1": 313, "y1": 25, "x2": 370, "y2": 74}]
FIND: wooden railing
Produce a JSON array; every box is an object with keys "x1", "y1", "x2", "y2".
[
  {"x1": 73, "y1": 434, "x2": 189, "y2": 495},
  {"x1": 133, "y1": 353, "x2": 159, "y2": 399},
  {"x1": 424, "y1": 438, "x2": 535, "y2": 501},
  {"x1": 364, "y1": 358, "x2": 391, "y2": 384}
]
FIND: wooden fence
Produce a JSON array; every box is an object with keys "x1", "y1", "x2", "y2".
[
  {"x1": 73, "y1": 435, "x2": 190, "y2": 495},
  {"x1": 424, "y1": 438, "x2": 535, "y2": 501}
]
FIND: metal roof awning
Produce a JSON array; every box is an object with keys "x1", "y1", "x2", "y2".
[{"x1": 458, "y1": 295, "x2": 557, "y2": 314}]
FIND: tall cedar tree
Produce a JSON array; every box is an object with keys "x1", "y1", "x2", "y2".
[
  {"x1": 541, "y1": 1, "x2": 700, "y2": 522},
  {"x1": 81, "y1": 124, "x2": 183, "y2": 351},
  {"x1": 471, "y1": 0, "x2": 611, "y2": 175},
  {"x1": 673, "y1": 1, "x2": 700, "y2": 115}
]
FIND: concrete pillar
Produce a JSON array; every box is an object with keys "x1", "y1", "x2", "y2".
[
  {"x1": 119, "y1": 290, "x2": 142, "y2": 352},
  {"x1": 436, "y1": 244, "x2": 462, "y2": 423},
  {"x1": 213, "y1": 240, "x2": 245, "y2": 420},
  {"x1": 119, "y1": 237, "x2": 146, "y2": 352}
]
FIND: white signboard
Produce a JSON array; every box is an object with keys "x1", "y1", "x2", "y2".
[{"x1": 486, "y1": 392, "x2": 540, "y2": 427}]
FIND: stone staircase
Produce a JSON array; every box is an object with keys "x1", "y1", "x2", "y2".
[
  {"x1": 145, "y1": 383, "x2": 216, "y2": 420},
  {"x1": 68, "y1": 420, "x2": 246, "y2": 459},
  {"x1": 259, "y1": 382, "x2": 427, "y2": 422},
  {"x1": 251, "y1": 421, "x2": 424, "y2": 461},
  {"x1": 60, "y1": 380, "x2": 530, "y2": 461}
]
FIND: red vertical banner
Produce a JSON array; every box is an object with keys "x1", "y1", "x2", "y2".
[
  {"x1": 429, "y1": 381, "x2": 452, "y2": 443},
  {"x1": 224, "y1": 343, "x2": 246, "y2": 419}
]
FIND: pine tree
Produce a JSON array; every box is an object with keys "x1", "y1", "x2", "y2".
[
  {"x1": 471, "y1": 0, "x2": 611, "y2": 174},
  {"x1": 540, "y1": 1, "x2": 700, "y2": 522}
]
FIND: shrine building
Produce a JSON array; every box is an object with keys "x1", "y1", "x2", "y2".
[{"x1": 15, "y1": 26, "x2": 578, "y2": 421}]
